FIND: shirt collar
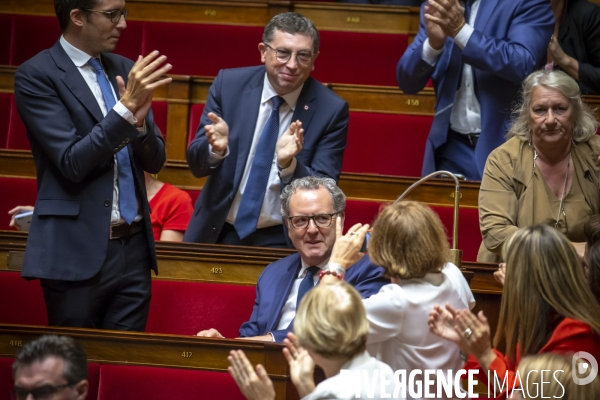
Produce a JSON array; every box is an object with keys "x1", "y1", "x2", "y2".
[
  {"x1": 261, "y1": 73, "x2": 303, "y2": 110},
  {"x1": 299, "y1": 257, "x2": 329, "y2": 277},
  {"x1": 60, "y1": 35, "x2": 98, "y2": 68}
]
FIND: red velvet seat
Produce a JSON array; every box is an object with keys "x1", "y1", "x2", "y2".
[
  {"x1": 0, "y1": 176, "x2": 37, "y2": 230},
  {"x1": 151, "y1": 100, "x2": 168, "y2": 140},
  {"x1": 6, "y1": 94, "x2": 29, "y2": 150},
  {"x1": 314, "y1": 31, "x2": 408, "y2": 86},
  {"x1": 182, "y1": 189, "x2": 201, "y2": 205},
  {"x1": 111, "y1": 20, "x2": 145, "y2": 61},
  {"x1": 0, "y1": 271, "x2": 47, "y2": 326},
  {"x1": 0, "y1": 93, "x2": 11, "y2": 148},
  {"x1": 188, "y1": 103, "x2": 205, "y2": 145},
  {"x1": 344, "y1": 199, "x2": 481, "y2": 262},
  {"x1": 0, "y1": 14, "x2": 12, "y2": 65},
  {"x1": 97, "y1": 364, "x2": 246, "y2": 400},
  {"x1": 11, "y1": 15, "x2": 61, "y2": 66},
  {"x1": 143, "y1": 22, "x2": 263, "y2": 77},
  {"x1": 342, "y1": 111, "x2": 432, "y2": 177},
  {"x1": 0, "y1": 358, "x2": 100, "y2": 400},
  {"x1": 146, "y1": 280, "x2": 256, "y2": 337}
]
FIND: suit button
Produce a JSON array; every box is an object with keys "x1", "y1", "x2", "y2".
[
  {"x1": 104, "y1": 200, "x2": 111, "y2": 207},
  {"x1": 212, "y1": 227, "x2": 217, "y2": 232},
  {"x1": 229, "y1": 196, "x2": 233, "y2": 201}
]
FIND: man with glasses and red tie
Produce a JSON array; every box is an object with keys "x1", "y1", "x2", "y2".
[
  {"x1": 13, "y1": 0, "x2": 171, "y2": 331},
  {"x1": 184, "y1": 12, "x2": 349, "y2": 248},
  {"x1": 197, "y1": 176, "x2": 388, "y2": 342}
]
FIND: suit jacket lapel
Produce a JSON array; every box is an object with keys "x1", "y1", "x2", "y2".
[
  {"x1": 50, "y1": 41, "x2": 104, "y2": 123},
  {"x1": 233, "y1": 71, "x2": 264, "y2": 191},
  {"x1": 267, "y1": 255, "x2": 302, "y2": 331},
  {"x1": 292, "y1": 78, "x2": 317, "y2": 135},
  {"x1": 473, "y1": 0, "x2": 499, "y2": 33}
]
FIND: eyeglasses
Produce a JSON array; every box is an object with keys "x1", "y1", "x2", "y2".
[
  {"x1": 288, "y1": 212, "x2": 339, "y2": 229},
  {"x1": 10, "y1": 383, "x2": 73, "y2": 400},
  {"x1": 263, "y1": 43, "x2": 314, "y2": 66},
  {"x1": 85, "y1": 8, "x2": 128, "y2": 23}
]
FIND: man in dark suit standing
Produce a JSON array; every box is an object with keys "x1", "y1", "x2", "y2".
[
  {"x1": 14, "y1": 0, "x2": 172, "y2": 331},
  {"x1": 184, "y1": 12, "x2": 349, "y2": 248},
  {"x1": 196, "y1": 176, "x2": 388, "y2": 342}
]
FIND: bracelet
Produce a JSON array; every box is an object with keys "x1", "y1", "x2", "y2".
[
  {"x1": 319, "y1": 269, "x2": 344, "y2": 281},
  {"x1": 319, "y1": 262, "x2": 346, "y2": 281}
]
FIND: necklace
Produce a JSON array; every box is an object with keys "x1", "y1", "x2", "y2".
[{"x1": 533, "y1": 149, "x2": 571, "y2": 229}]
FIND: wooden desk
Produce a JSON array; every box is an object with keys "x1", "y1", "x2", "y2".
[{"x1": 0, "y1": 323, "x2": 297, "y2": 400}]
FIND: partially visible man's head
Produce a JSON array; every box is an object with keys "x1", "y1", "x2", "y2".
[
  {"x1": 12, "y1": 335, "x2": 88, "y2": 400},
  {"x1": 281, "y1": 176, "x2": 345, "y2": 266},
  {"x1": 55, "y1": 0, "x2": 127, "y2": 57},
  {"x1": 259, "y1": 12, "x2": 320, "y2": 96}
]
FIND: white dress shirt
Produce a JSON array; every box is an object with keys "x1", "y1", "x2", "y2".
[
  {"x1": 421, "y1": 0, "x2": 482, "y2": 135},
  {"x1": 364, "y1": 263, "x2": 475, "y2": 400},
  {"x1": 276, "y1": 257, "x2": 328, "y2": 330},
  {"x1": 59, "y1": 36, "x2": 142, "y2": 224},
  {"x1": 208, "y1": 75, "x2": 303, "y2": 229}
]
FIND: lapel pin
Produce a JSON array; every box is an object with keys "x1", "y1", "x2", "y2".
[{"x1": 304, "y1": 105, "x2": 309, "y2": 110}]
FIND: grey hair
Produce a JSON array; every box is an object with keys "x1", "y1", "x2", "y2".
[
  {"x1": 13, "y1": 335, "x2": 88, "y2": 384},
  {"x1": 507, "y1": 69, "x2": 599, "y2": 142},
  {"x1": 280, "y1": 176, "x2": 345, "y2": 218},
  {"x1": 263, "y1": 12, "x2": 320, "y2": 54}
]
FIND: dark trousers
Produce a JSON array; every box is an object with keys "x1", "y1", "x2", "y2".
[
  {"x1": 41, "y1": 229, "x2": 152, "y2": 331},
  {"x1": 217, "y1": 222, "x2": 289, "y2": 248},
  {"x1": 434, "y1": 129, "x2": 482, "y2": 180}
]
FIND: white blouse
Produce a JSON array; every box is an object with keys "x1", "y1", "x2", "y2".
[{"x1": 364, "y1": 263, "x2": 475, "y2": 399}]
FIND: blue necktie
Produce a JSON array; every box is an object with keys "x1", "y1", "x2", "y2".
[
  {"x1": 234, "y1": 96, "x2": 285, "y2": 239},
  {"x1": 296, "y1": 266, "x2": 320, "y2": 310},
  {"x1": 88, "y1": 57, "x2": 137, "y2": 225}
]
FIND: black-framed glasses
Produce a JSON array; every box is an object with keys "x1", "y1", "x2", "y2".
[
  {"x1": 85, "y1": 8, "x2": 128, "y2": 23},
  {"x1": 263, "y1": 43, "x2": 314, "y2": 65},
  {"x1": 288, "y1": 212, "x2": 339, "y2": 229},
  {"x1": 10, "y1": 383, "x2": 73, "y2": 400}
]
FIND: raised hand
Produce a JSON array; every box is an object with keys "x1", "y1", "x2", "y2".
[
  {"x1": 204, "y1": 112, "x2": 229, "y2": 155},
  {"x1": 282, "y1": 333, "x2": 316, "y2": 398},
  {"x1": 8, "y1": 205, "x2": 34, "y2": 230},
  {"x1": 424, "y1": 4, "x2": 447, "y2": 49},
  {"x1": 228, "y1": 350, "x2": 276, "y2": 400},
  {"x1": 117, "y1": 51, "x2": 172, "y2": 125},
  {"x1": 276, "y1": 120, "x2": 304, "y2": 169},
  {"x1": 329, "y1": 218, "x2": 369, "y2": 269},
  {"x1": 428, "y1": 303, "x2": 462, "y2": 345},
  {"x1": 424, "y1": 0, "x2": 467, "y2": 39},
  {"x1": 454, "y1": 309, "x2": 494, "y2": 364},
  {"x1": 493, "y1": 263, "x2": 506, "y2": 285}
]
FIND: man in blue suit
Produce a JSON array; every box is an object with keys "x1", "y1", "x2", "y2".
[
  {"x1": 197, "y1": 176, "x2": 388, "y2": 342},
  {"x1": 397, "y1": 0, "x2": 553, "y2": 180},
  {"x1": 14, "y1": 0, "x2": 171, "y2": 330},
  {"x1": 184, "y1": 12, "x2": 349, "y2": 247}
]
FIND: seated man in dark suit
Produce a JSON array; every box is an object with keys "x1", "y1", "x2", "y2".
[
  {"x1": 184, "y1": 12, "x2": 349, "y2": 248},
  {"x1": 196, "y1": 176, "x2": 388, "y2": 342}
]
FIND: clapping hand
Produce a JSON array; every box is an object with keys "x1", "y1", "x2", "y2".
[
  {"x1": 228, "y1": 350, "x2": 276, "y2": 400},
  {"x1": 276, "y1": 120, "x2": 304, "y2": 169},
  {"x1": 205, "y1": 112, "x2": 229, "y2": 155},
  {"x1": 283, "y1": 333, "x2": 316, "y2": 398}
]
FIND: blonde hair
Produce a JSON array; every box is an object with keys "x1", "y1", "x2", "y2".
[
  {"x1": 507, "y1": 70, "x2": 598, "y2": 142},
  {"x1": 295, "y1": 282, "x2": 369, "y2": 360},
  {"x1": 495, "y1": 225, "x2": 600, "y2": 363},
  {"x1": 517, "y1": 353, "x2": 600, "y2": 399},
  {"x1": 368, "y1": 201, "x2": 449, "y2": 280}
]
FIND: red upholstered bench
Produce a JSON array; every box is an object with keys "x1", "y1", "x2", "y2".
[
  {"x1": 0, "y1": 358, "x2": 100, "y2": 400},
  {"x1": 0, "y1": 176, "x2": 37, "y2": 230},
  {"x1": 182, "y1": 189, "x2": 201, "y2": 205},
  {"x1": 97, "y1": 364, "x2": 246, "y2": 400},
  {"x1": 10, "y1": 15, "x2": 61, "y2": 66},
  {"x1": 5, "y1": 94, "x2": 29, "y2": 150},
  {"x1": 345, "y1": 199, "x2": 481, "y2": 262},
  {"x1": 0, "y1": 93, "x2": 11, "y2": 148},
  {"x1": 314, "y1": 31, "x2": 408, "y2": 86},
  {"x1": 188, "y1": 103, "x2": 205, "y2": 145},
  {"x1": 143, "y1": 22, "x2": 263, "y2": 77},
  {"x1": 147, "y1": 280, "x2": 256, "y2": 337},
  {"x1": 151, "y1": 100, "x2": 168, "y2": 140},
  {"x1": 0, "y1": 14, "x2": 11, "y2": 65},
  {"x1": 342, "y1": 111, "x2": 432, "y2": 177},
  {"x1": 0, "y1": 271, "x2": 47, "y2": 326}
]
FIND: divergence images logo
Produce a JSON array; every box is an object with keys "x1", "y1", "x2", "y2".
[{"x1": 572, "y1": 351, "x2": 598, "y2": 386}]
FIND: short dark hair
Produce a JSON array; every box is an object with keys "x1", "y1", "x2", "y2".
[
  {"x1": 54, "y1": 0, "x2": 98, "y2": 32},
  {"x1": 12, "y1": 335, "x2": 88, "y2": 384},
  {"x1": 263, "y1": 12, "x2": 320, "y2": 54}
]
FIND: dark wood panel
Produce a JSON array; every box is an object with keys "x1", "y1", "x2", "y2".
[{"x1": 0, "y1": 324, "x2": 296, "y2": 400}]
